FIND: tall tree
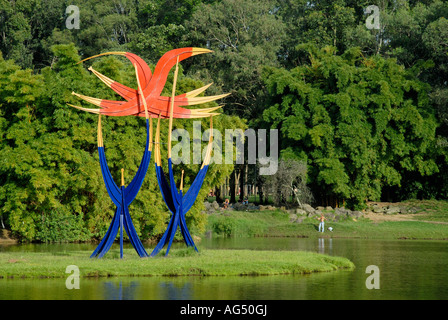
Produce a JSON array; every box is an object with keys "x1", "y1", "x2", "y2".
[
  {"x1": 184, "y1": 0, "x2": 286, "y2": 119},
  {"x1": 263, "y1": 44, "x2": 439, "y2": 208}
]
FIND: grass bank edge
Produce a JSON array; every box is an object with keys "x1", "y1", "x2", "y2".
[{"x1": 0, "y1": 248, "x2": 354, "y2": 279}]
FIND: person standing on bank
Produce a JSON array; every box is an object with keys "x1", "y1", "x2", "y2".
[{"x1": 318, "y1": 214, "x2": 326, "y2": 233}]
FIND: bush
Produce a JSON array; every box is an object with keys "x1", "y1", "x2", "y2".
[
  {"x1": 36, "y1": 209, "x2": 90, "y2": 243},
  {"x1": 211, "y1": 216, "x2": 236, "y2": 237}
]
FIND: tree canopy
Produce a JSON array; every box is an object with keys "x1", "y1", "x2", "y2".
[{"x1": 263, "y1": 45, "x2": 439, "y2": 208}]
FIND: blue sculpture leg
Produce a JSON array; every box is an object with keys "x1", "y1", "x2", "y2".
[
  {"x1": 91, "y1": 208, "x2": 120, "y2": 258},
  {"x1": 150, "y1": 212, "x2": 176, "y2": 257},
  {"x1": 150, "y1": 211, "x2": 198, "y2": 257},
  {"x1": 120, "y1": 213, "x2": 124, "y2": 259},
  {"x1": 180, "y1": 213, "x2": 198, "y2": 252},
  {"x1": 123, "y1": 206, "x2": 149, "y2": 257},
  {"x1": 97, "y1": 209, "x2": 121, "y2": 259},
  {"x1": 165, "y1": 210, "x2": 181, "y2": 256}
]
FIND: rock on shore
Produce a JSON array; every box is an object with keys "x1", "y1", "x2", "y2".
[{"x1": 202, "y1": 200, "x2": 368, "y2": 224}]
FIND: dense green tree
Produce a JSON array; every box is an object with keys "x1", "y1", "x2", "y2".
[
  {"x1": 263, "y1": 45, "x2": 439, "y2": 208},
  {"x1": 184, "y1": 0, "x2": 286, "y2": 119},
  {"x1": 137, "y1": 0, "x2": 203, "y2": 27},
  {"x1": 0, "y1": 0, "x2": 210, "y2": 69},
  {"x1": 0, "y1": 0, "x2": 71, "y2": 69},
  {"x1": 278, "y1": 0, "x2": 380, "y2": 67},
  {"x1": 378, "y1": 1, "x2": 448, "y2": 198},
  {"x1": 126, "y1": 0, "x2": 206, "y2": 63},
  {"x1": 0, "y1": 0, "x2": 34, "y2": 68}
]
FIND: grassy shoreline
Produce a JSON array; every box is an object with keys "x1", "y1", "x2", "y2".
[
  {"x1": 0, "y1": 248, "x2": 354, "y2": 279},
  {"x1": 207, "y1": 201, "x2": 448, "y2": 240}
]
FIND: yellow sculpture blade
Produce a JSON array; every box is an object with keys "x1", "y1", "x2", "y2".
[
  {"x1": 184, "y1": 83, "x2": 213, "y2": 98},
  {"x1": 67, "y1": 103, "x2": 101, "y2": 114},
  {"x1": 186, "y1": 93, "x2": 230, "y2": 106},
  {"x1": 71, "y1": 92, "x2": 103, "y2": 107},
  {"x1": 77, "y1": 52, "x2": 127, "y2": 64},
  {"x1": 88, "y1": 67, "x2": 115, "y2": 88}
]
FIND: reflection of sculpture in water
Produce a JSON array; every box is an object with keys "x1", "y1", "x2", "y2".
[
  {"x1": 159, "y1": 281, "x2": 193, "y2": 300},
  {"x1": 103, "y1": 280, "x2": 139, "y2": 300}
]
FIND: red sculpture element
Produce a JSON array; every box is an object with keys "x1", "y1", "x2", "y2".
[{"x1": 69, "y1": 48, "x2": 228, "y2": 118}]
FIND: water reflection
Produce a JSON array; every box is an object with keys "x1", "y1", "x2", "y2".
[
  {"x1": 318, "y1": 238, "x2": 333, "y2": 255},
  {"x1": 103, "y1": 281, "x2": 139, "y2": 300},
  {"x1": 318, "y1": 238, "x2": 324, "y2": 253},
  {"x1": 159, "y1": 282, "x2": 193, "y2": 300},
  {"x1": 90, "y1": 277, "x2": 194, "y2": 300}
]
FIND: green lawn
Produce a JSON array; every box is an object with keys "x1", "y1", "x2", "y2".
[
  {"x1": 0, "y1": 247, "x2": 354, "y2": 279},
  {"x1": 402, "y1": 199, "x2": 448, "y2": 223},
  {"x1": 207, "y1": 207, "x2": 448, "y2": 240}
]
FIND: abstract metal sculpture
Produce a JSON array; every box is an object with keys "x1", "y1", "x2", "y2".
[
  {"x1": 90, "y1": 65, "x2": 152, "y2": 259},
  {"x1": 69, "y1": 48, "x2": 224, "y2": 258},
  {"x1": 151, "y1": 58, "x2": 214, "y2": 257}
]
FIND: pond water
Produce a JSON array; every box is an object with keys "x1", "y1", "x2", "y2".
[{"x1": 1, "y1": 237, "x2": 447, "y2": 300}]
